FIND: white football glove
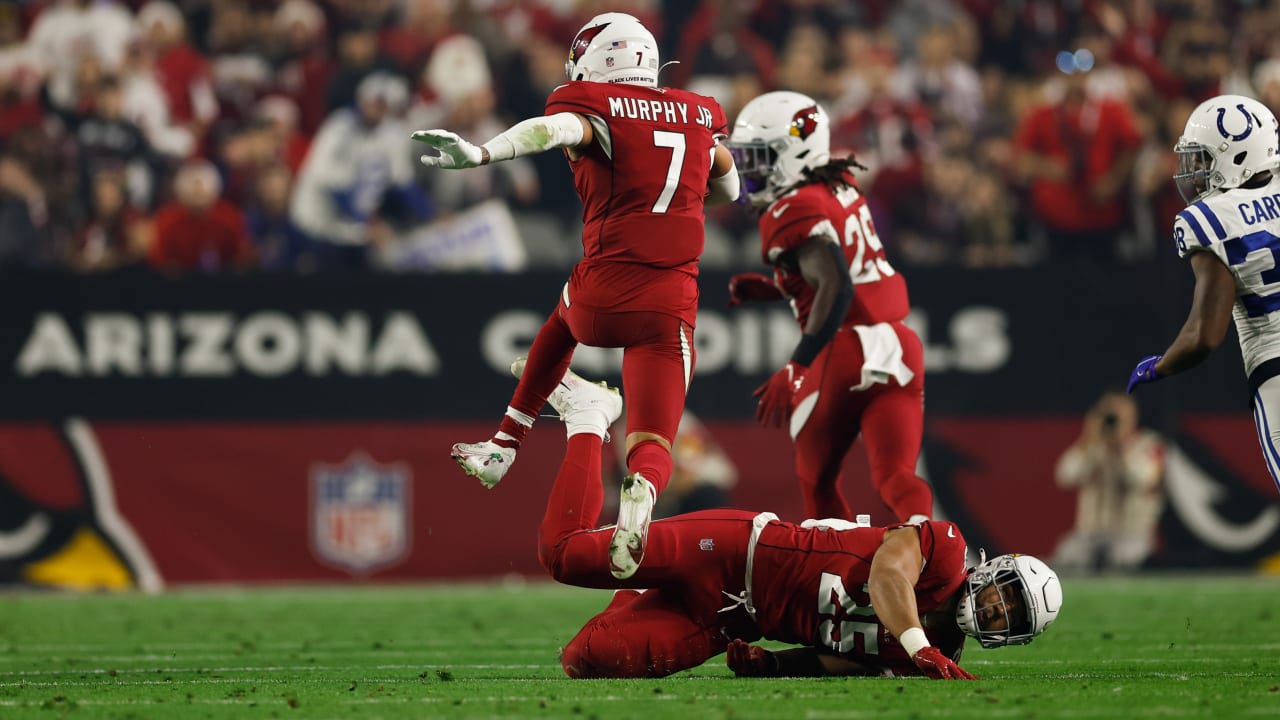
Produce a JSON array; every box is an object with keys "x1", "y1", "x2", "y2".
[{"x1": 411, "y1": 130, "x2": 484, "y2": 169}]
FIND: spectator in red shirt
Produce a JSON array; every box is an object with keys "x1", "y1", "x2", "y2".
[
  {"x1": 831, "y1": 52, "x2": 934, "y2": 244},
  {"x1": 69, "y1": 170, "x2": 146, "y2": 272},
  {"x1": 136, "y1": 1, "x2": 219, "y2": 145},
  {"x1": 270, "y1": 0, "x2": 335, "y2": 136},
  {"x1": 255, "y1": 95, "x2": 310, "y2": 175},
  {"x1": 1013, "y1": 63, "x2": 1141, "y2": 266},
  {"x1": 0, "y1": 60, "x2": 44, "y2": 146},
  {"x1": 379, "y1": 0, "x2": 456, "y2": 77},
  {"x1": 147, "y1": 159, "x2": 254, "y2": 272}
]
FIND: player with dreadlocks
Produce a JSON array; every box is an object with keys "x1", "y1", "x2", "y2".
[{"x1": 726, "y1": 91, "x2": 933, "y2": 525}]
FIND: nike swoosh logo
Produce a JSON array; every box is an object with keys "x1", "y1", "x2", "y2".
[
  {"x1": 947, "y1": 526, "x2": 955, "y2": 538},
  {"x1": 771, "y1": 203, "x2": 790, "y2": 218}
]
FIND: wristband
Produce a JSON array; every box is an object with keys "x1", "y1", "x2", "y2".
[
  {"x1": 900, "y1": 627, "x2": 930, "y2": 658},
  {"x1": 791, "y1": 333, "x2": 824, "y2": 368},
  {"x1": 481, "y1": 137, "x2": 504, "y2": 165}
]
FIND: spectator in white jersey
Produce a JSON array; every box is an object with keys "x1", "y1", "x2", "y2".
[
  {"x1": 1126, "y1": 94, "x2": 1280, "y2": 496},
  {"x1": 289, "y1": 71, "x2": 430, "y2": 270}
]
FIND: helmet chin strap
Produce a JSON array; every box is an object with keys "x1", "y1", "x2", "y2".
[{"x1": 657, "y1": 59, "x2": 680, "y2": 83}]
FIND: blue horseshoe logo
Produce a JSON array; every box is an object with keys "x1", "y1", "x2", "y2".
[{"x1": 1216, "y1": 104, "x2": 1254, "y2": 142}]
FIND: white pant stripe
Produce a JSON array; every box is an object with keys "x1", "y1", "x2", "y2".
[
  {"x1": 1254, "y1": 384, "x2": 1280, "y2": 495},
  {"x1": 1251, "y1": 397, "x2": 1276, "y2": 483},
  {"x1": 1249, "y1": 381, "x2": 1280, "y2": 491},
  {"x1": 679, "y1": 326, "x2": 692, "y2": 392}
]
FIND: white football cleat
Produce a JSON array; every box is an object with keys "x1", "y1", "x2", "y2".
[
  {"x1": 609, "y1": 472, "x2": 656, "y2": 579},
  {"x1": 450, "y1": 440, "x2": 516, "y2": 489},
  {"x1": 510, "y1": 357, "x2": 622, "y2": 438}
]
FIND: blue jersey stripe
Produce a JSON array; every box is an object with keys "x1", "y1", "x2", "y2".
[
  {"x1": 1178, "y1": 210, "x2": 1211, "y2": 246},
  {"x1": 1223, "y1": 230, "x2": 1280, "y2": 264},
  {"x1": 1193, "y1": 202, "x2": 1227, "y2": 239},
  {"x1": 1239, "y1": 292, "x2": 1280, "y2": 317}
]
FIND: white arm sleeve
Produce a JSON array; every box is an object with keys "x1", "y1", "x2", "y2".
[
  {"x1": 482, "y1": 112, "x2": 586, "y2": 163},
  {"x1": 706, "y1": 166, "x2": 741, "y2": 206}
]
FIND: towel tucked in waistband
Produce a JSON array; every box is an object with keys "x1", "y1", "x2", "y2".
[{"x1": 851, "y1": 323, "x2": 915, "y2": 391}]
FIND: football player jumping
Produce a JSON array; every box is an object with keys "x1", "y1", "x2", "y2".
[
  {"x1": 1126, "y1": 94, "x2": 1280, "y2": 496},
  {"x1": 531, "y1": 368, "x2": 1062, "y2": 679},
  {"x1": 412, "y1": 13, "x2": 739, "y2": 579},
  {"x1": 725, "y1": 91, "x2": 934, "y2": 524}
]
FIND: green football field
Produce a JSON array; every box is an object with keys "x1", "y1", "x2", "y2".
[{"x1": 2, "y1": 576, "x2": 1279, "y2": 719}]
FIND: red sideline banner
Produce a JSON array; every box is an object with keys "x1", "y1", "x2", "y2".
[
  {"x1": 2, "y1": 414, "x2": 1275, "y2": 588},
  {"x1": 1, "y1": 268, "x2": 1277, "y2": 586}
]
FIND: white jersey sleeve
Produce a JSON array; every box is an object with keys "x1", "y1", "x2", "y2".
[{"x1": 1172, "y1": 177, "x2": 1280, "y2": 375}]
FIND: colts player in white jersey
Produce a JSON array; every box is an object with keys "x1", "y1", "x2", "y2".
[{"x1": 1126, "y1": 94, "x2": 1280, "y2": 495}]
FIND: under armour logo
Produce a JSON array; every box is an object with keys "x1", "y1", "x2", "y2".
[{"x1": 1216, "y1": 104, "x2": 1254, "y2": 142}]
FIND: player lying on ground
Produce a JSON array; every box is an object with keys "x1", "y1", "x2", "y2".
[
  {"x1": 413, "y1": 12, "x2": 739, "y2": 580},
  {"x1": 531, "y1": 364, "x2": 1063, "y2": 679}
]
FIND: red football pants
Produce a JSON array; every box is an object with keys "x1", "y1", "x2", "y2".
[
  {"x1": 509, "y1": 292, "x2": 694, "y2": 494},
  {"x1": 538, "y1": 434, "x2": 756, "y2": 678},
  {"x1": 791, "y1": 323, "x2": 933, "y2": 522}
]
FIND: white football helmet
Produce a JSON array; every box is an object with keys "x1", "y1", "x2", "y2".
[
  {"x1": 728, "y1": 91, "x2": 831, "y2": 208},
  {"x1": 955, "y1": 552, "x2": 1062, "y2": 648},
  {"x1": 565, "y1": 13, "x2": 660, "y2": 88},
  {"x1": 1174, "y1": 94, "x2": 1280, "y2": 204}
]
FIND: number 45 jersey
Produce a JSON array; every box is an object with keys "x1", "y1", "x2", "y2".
[
  {"x1": 545, "y1": 81, "x2": 727, "y2": 323},
  {"x1": 1175, "y1": 176, "x2": 1280, "y2": 377},
  {"x1": 750, "y1": 519, "x2": 969, "y2": 670}
]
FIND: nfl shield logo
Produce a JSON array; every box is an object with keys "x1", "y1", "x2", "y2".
[
  {"x1": 310, "y1": 454, "x2": 411, "y2": 575},
  {"x1": 605, "y1": 56, "x2": 615, "y2": 68}
]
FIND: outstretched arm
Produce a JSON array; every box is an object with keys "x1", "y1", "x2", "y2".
[
  {"x1": 1128, "y1": 251, "x2": 1236, "y2": 392},
  {"x1": 413, "y1": 112, "x2": 593, "y2": 169},
  {"x1": 868, "y1": 526, "x2": 976, "y2": 680},
  {"x1": 867, "y1": 527, "x2": 927, "y2": 646},
  {"x1": 725, "y1": 640, "x2": 880, "y2": 677},
  {"x1": 1153, "y1": 251, "x2": 1236, "y2": 376}
]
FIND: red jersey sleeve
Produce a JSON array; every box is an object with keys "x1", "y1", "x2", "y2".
[
  {"x1": 545, "y1": 82, "x2": 606, "y2": 118},
  {"x1": 911, "y1": 521, "x2": 970, "y2": 607},
  {"x1": 757, "y1": 191, "x2": 829, "y2": 265},
  {"x1": 711, "y1": 99, "x2": 729, "y2": 140},
  {"x1": 147, "y1": 205, "x2": 181, "y2": 267}
]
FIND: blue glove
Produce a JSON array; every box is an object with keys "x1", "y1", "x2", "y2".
[{"x1": 1127, "y1": 355, "x2": 1163, "y2": 394}]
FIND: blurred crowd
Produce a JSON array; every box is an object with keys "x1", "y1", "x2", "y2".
[{"x1": 1, "y1": 0, "x2": 1278, "y2": 274}]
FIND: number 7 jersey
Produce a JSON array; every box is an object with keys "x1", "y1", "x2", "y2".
[
  {"x1": 1174, "y1": 175, "x2": 1280, "y2": 376},
  {"x1": 545, "y1": 81, "x2": 728, "y2": 275}
]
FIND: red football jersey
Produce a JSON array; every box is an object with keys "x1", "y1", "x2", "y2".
[
  {"x1": 758, "y1": 177, "x2": 910, "y2": 329},
  {"x1": 545, "y1": 81, "x2": 728, "y2": 274},
  {"x1": 750, "y1": 520, "x2": 969, "y2": 669}
]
